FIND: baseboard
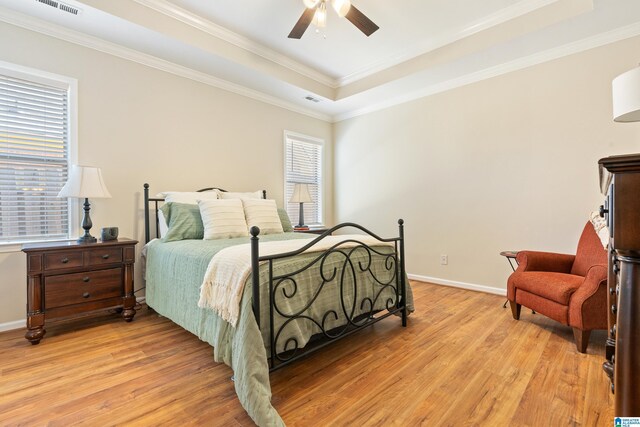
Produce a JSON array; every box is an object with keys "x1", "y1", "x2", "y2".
[
  {"x1": 408, "y1": 273, "x2": 507, "y2": 296},
  {"x1": 0, "y1": 296, "x2": 148, "y2": 333},
  {"x1": 0, "y1": 319, "x2": 24, "y2": 333}
]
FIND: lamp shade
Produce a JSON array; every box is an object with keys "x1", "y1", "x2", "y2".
[
  {"x1": 289, "y1": 183, "x2": 313, "y2": 203},
  {"x1": 613, "y1": 66, "x2": 640, "y2": 122},
  {"x1": 58, "y1": 165, "x2": 112, "y2": 199}
]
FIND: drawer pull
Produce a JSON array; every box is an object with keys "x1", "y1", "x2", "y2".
[
  {"x1": 612, "y1": 304, "x2": 617, "y2": 314},
  {"x1": 61, "y1": 257, "x2": 69, "y2": 264},
  {"x1": 102, "y1": 254, "x2": 110, "y2": 260},
  {"x1": 82, "y1": 292, "x2": 90, "y2": 299},
  {"x1": 82, "y1": 276, "x2": 90, "y2": 283}
]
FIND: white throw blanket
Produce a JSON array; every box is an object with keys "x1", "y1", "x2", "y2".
[{"x1": 198, "y1": 234, "x2": 394, "y2": 327}]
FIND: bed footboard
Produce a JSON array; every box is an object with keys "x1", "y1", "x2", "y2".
[{"x1": 250, "y1": 220, "x2": 407, "y2": 371}]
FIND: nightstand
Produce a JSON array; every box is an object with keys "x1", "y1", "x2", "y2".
[
  {"x1": 294, "y1": 228, "x2": 331, "y2": 235},
  {"x1": 22, "y1": 238, "x2": 138, "y2": 344}
]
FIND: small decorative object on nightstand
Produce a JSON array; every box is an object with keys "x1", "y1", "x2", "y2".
[{"x1": 22, "y1": 238, "x2": 137, "y2": 344}]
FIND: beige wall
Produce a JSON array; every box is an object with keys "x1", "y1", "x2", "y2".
[
  {"x1": 334, "y1": 36, "x2": 640, "y2": 292},
  {"x1": 0, "y1": 23, "x2": 333, "y2": 325}
]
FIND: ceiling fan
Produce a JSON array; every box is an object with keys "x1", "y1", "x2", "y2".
[{"x1": 288, "y1": 0, "x2": 379, "y2": 39}]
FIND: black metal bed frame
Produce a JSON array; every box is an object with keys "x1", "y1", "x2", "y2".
[{"x1": 143, "y1": 183, "x2": 407, "y2": 371}]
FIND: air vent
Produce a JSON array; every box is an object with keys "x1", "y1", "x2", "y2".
[
  {"x1": 59, "y1": 2, "x2": 80, "y2": 15},
  {"x1": 305, "y1": 95, "x2": 321, "y2": 103},
  {"x1": 36, "y1": 0, "x2": 58, "y2": 8},
  {"x1": 35, "y1": 0, "x2": 82, "y2": 15}
]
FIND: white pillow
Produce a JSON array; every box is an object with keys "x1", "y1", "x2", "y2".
[
  {"x1": 220, "y1": 190, "x2": 263, "y2": 200},
  {"x1": 243, "y1": 199, "x2": 284, "y2": 235},
  {"x1": 163, "y1": 191, "x2": 219, "y2": 204},
  {"x1": 157, "y1": 209, "x2": 169, "y2": 238},
  {"x1": 198, "y1": 199, "x2": 248, "y2": 240}
]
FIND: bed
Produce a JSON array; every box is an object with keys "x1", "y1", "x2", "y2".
[{"x1": 142, "y1": 184, "x2": 414, "y2": 426}]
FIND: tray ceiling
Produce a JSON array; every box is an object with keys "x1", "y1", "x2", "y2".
[{"x1": 1, "y1": 0, "x2": 639, "y2": 121}]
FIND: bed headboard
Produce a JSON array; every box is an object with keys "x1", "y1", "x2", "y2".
[{"x1": 143, "y1": 183, "x2": 267, "y2": 243}]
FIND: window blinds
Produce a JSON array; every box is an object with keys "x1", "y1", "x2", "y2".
[
  {"x1": 284, "y1": 135, "x2": 323, "y2": 226},
  {"x1": 0, "y1": 73, "x2": 70, "y2": 243}
]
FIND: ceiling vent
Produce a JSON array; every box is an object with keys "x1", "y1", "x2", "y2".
[
  {"x1": 36, "y1": 0, "x2": 58, "y2": 8},
  {"x1": 35, "y1": 0, "x2": 82, "y2": 16},
  {"x1": 305, "y1": 95, "x2": 321, "y2": 103}
]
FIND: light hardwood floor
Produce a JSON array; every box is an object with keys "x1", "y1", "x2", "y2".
[{"x1": 0, "y1": 281, "x2": 613, "y2": 426}]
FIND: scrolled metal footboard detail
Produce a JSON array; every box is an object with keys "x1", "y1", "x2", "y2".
[{"x1": 251, "y1": 220, "x2": 408, "y2": 371}]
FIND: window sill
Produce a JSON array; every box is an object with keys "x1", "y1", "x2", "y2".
[{"x1": 0, "y1": 238, "x2": 75, "y2": 254}]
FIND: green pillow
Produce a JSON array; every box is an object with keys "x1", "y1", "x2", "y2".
[
  {"x1": 160, "y1": 202, "x2": 204, "y2": 242},
  {"x1": 277, "y1": 208, "x2": 293, "y2": 232}
]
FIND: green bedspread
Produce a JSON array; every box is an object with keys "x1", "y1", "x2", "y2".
[{"x1": 144, "y1": 232, "x2": 413, "y2": 426}]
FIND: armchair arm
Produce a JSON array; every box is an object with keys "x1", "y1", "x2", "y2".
[
  {"x1": 515, "y1": 251, "x2": 575, "y2": 273},
  {"x1": 569, "y1": 264, "x2": 608, "y2": 331}
]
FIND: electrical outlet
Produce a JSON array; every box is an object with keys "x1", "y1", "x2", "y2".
[{"x1": 440, "y1": 254, "x2": 448, "y2": 265}]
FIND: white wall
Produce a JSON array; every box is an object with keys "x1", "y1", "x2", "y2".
[
  {"x1": 0, "y1": 22, "x2": 333, "y2": 325},
  {"x1": 334, "y1": 36, "x2": 640, "y2": 293}
]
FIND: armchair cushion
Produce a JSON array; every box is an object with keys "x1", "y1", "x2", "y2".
[{"x1": 510, "y1": 272, "x2": 583, "y2": 305}]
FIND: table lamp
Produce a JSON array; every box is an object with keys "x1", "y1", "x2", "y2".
[
  {"x1": 58, "y1": 165, "x2": 112, "y2": 243},
  {"x1": 289, "y1": 183, "x2": 313, "y2": 228},
  {"x1": 613, "y1": 65, "x2": 640, "y2": 122}
]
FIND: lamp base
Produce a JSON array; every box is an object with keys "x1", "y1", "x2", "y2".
[
  {"x1": 77, "y1": 234, "x2": 97, "y2": 244},
  {"x1": 77, "y1": 198, "x2": 97, "y2": 244}
]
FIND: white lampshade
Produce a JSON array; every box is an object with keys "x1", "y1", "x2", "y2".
[
  {"x1": 289, "y1": 183, "x2": 313, "y2": 203},
  {"x1": 303, "y1": 0, "x2": 320, "y2": 8},
  {"x1": 58, "y1": 165, "x2": 112, "y2": 199},
  {"x1": 613, "y1": 66, "x2": 640, "y2": 122},
  {"x1": 331, "y1": 0, "x2": 351, "y2": 17}
]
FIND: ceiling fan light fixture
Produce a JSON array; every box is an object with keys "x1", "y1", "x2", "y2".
[
  {"x1": 331, "y1": 0, "x2": 351, "y2": 17},
  {"x1": 312, "y1": 2, "x2": 327, "y2": 28},
  {"x1": 303, "y1": 0, "x2": 320, "y2": 9}
]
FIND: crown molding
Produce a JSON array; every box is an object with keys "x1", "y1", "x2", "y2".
[
  {"x1": 337, "y1": 0, "x2": 561, "y2": 87},
  {"x1": 0, "y1": 6, "x2": 332, "y2": 122},
  {"x1": 333, "y1": 21, "x2": 640, "y2": 122},
  {"x1": 133, "y1": 0, "x2": 338, "y2": 89}
]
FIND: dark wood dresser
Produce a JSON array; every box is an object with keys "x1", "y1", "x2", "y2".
[
  {"x1": 22, "y1": 238, "x2": 138, "y2": 344},
  {"x1": 599, "y1": 153, "x2": 640, "y2": 417}
]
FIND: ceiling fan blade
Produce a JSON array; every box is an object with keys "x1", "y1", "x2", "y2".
[
  {"x1": 345, "y1": 5, "x2": 379, "y2": 37},
  {"x1": 288, "y1": 8, "x2": 316, "y2": 39}
]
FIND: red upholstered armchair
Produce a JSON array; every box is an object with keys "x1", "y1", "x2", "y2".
[{"x1": 507, "y1": 222, "x2": 608, "y2": 353}]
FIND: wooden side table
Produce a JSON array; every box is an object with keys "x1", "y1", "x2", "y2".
[
  {"x1": 294, "y1": 228, "x2": 330, "y2": 235},
  {"x1": 22, "y1": 238, "x2": 138, "y2": 344}
]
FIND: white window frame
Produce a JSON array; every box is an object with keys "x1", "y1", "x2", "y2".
[
  {"x1": 0, "y1": 61, "x2": 78, "y2": 253},
  {"x1": 283, "y1": 130, "x2": 324, "y2": 227}
]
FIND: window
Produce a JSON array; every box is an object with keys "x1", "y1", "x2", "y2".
[
  {"x1": 0, "y1": 65, "x2": 75, "y2": 245},
  {"x1": 284, "y1": 131, "x2": 324, "y2": 227}
]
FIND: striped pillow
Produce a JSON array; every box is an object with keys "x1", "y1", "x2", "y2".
[
  {"x1": 243, "y1": 199, "x2": 284, "y2": 235},
  {"x1": 198, "y1": 199, "x2": 248, "y2": 240}
]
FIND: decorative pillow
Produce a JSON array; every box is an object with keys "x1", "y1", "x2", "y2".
[
  {"x1": 160, "y1": 202, "x2": 204, "y2": 242},
  {"x1": 198, "y1": 199, "x2": 248, "y2": 240},
  {"x1": 589, "y1": 211, "x2": 609, "y2": 248},
  {"x1": 220, "y1": 190, "x2": 263, "y2": 200},
  {"x1": 243, "y1": 199, "x2": 284, "y2": 235},
  {"x1": 277, "y1": 208, "x2": 294, "y2": 232},
  {"x1": 163, "y1": 191, "x2": 219, "y2": 204},
  {"x1": 157, "y1": 209, "x2": 169, "y2": 238}
]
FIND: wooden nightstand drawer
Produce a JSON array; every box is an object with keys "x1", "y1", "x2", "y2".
[
  {"x1": 87, "y1": 247, "x2": 122, "y2": 266},
  {"x1": 44, "y1": 250, "x2": 83, "y2": 271},
  {"x1": 45, "y1": 268, "x2": 123, "y2": 309}
]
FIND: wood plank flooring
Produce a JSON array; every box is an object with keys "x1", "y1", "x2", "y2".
[{"x1": 0, "y1": 281, "x2": 613, "y2": 426}]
